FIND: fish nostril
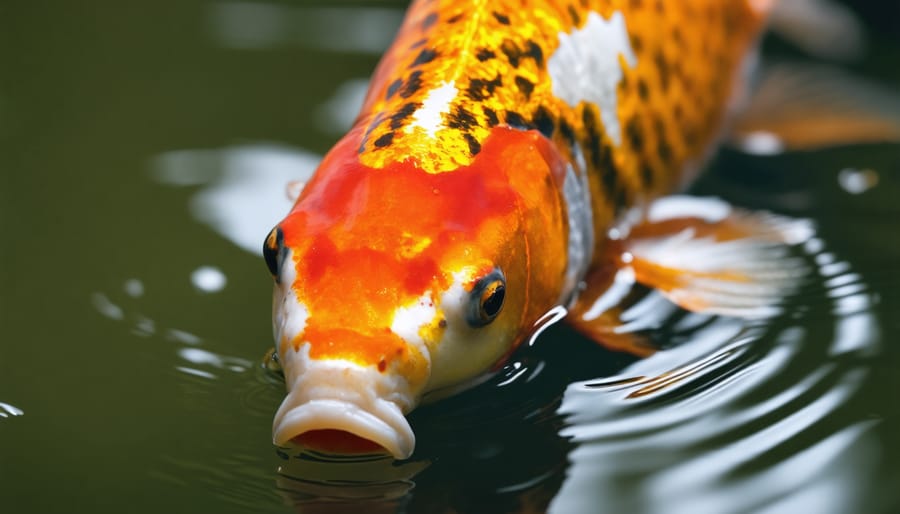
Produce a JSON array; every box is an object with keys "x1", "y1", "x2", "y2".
[{"x1": 292, "y1": 429, "x2": 388, "y2": 455}]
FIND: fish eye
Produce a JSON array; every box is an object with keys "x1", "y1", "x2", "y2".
[
  {"x1": 466, "y1": 268, "x2": 506, "y2": 327},
  {"x1": 263, "y1": 226, "x2": 284, "y2": 278}
]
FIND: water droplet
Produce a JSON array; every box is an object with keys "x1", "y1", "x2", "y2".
[
  {"x1": 191, "y1": 266, "x2": 227, "y2": 292},
  {"x1": 738, "y1": 131, "x2": 785, "y2": 156},
  {"x1": 837, "y1": 168, "x2": 879, "y2": 194},
  {"x1": 123, "y1": 278, "x2": 145, "y2": 298},
  {"x1": 91, "y1": 292, "x2": 124, "y2": 320}
]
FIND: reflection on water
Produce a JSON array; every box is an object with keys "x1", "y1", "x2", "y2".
[
  {"x1": 5, "y1": 0, "x2": 896, "y2": 512},
  {"x1": 276, "y1": 454, "x2": 429, "y2": 512},
  {"x1": 314, "y1": 79, "x2": 370, "y2": 135},
  {"x1": 547, "y1": 240, "x2": 882, "y2": 513},
  {"x1": 153, "y1": 144, "x2": 320, "y2": 254},
  {"x1": 0, "y1": 402, "x2": 24, "y2": 418},
  {"x1": 191, "y1": 265, "x2": 228, "y2": 293},
  {"x1": 837, "y1": 167, "x2": 880, "y2": 194},
  {"x1": 209, "y1": 2, "x2": 403, "y2": 53},
  {"x1": 145, "y1": 128, "x2": 892, "y2": 513}
]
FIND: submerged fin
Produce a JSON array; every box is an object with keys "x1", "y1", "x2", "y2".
[
  {"x1": 568, "y1": 267, "x2": 660, "y2": 357},
  {"x1": 568, "y1": 197, "x2": 810, "y2": 354},
  {"x1": 733, "y1": 64, "x2": 900, "y2": 154},
  {"x1": 618, "y1": 196, "x2": 813, "y2": 319},
  {"x1": 768, "y1": 0, "x2": 866, "y2": 61}
]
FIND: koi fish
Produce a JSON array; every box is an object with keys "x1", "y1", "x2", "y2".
[{"x1": 263, "y1": 0, "x2": 900, "y2": 459}]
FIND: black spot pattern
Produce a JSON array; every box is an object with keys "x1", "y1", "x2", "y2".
[
  {"x1": 626, "y1": 117, "x2": 644, "y2": 151},
  {"x1": 467, "y1": 75, "x2": 502, "y2": 101},
  {"x1": 411, "y1": 48, "x2": 438, "y2": 67},
  {"x1": 483, "y1": 107, "x2": 500, "y2": 126},
  {"x1": 630, "y1": 34, "x2": 644, "y2": 54},
  {"x1": 447, "y1": 105, "x2": 479, "y2": 130},
  {"x1": 654, "y1": 50, "x2": 670, "y2": 92},
  {"x1": 641, "y1": 164, "x2": 654, "y2": 187},
  {"x1": 464, "y1": 132, "x2": 481, "y2": 155},
  {"x1": 658, "y1": 138, "x2": 673, "y2": 167},
  {"x1": 386, "y1": 79, "x2": 403, "y2": 99},
  {"x1": 559, "y1": 118, "x2": 577, "y2": 147},
  {"x1": 400, "y1": 70, "x2": 423, "y2": 98},
  {"x1": 492, "y1": 11, "x2": 510, "y2": 25},
  {"x1": 390, "y1": 102, "x2": 419, "y2": 129},
  {"x1": 421, "y1": 12, "x2": 438, "y2": 30},
  {"x1": 581, "y1": 105, "x2": 604, "y2": 169},
  {"x1": 373, "y1": 132, "x2": 394, "y2": 148},
  {"x1": 514, "y1": 76, "x2": 535, "y2": 98},
  {"x1": 637, "y1": 78, "x2": 649, "y2": 101},
  {"x1": 567, "y1": 4, "x2": 581, "y2": 25},
  {"x1": 500, "y1": 39, "x2": 522, "y2": 68},
  {"x1": 524, "y1": 40, "x2": 544, "y2": 67},
  {"x1": 476, "y1": 48, "x2": 496, "y2": 62},
  {"x1": 532, "y1": 106, "x2": 555, "y2": 139},
  {"x1": 505, "y1": 111, "x2": 528, "y2": 129}
]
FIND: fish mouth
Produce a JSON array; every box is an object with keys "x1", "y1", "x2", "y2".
[{"x1": 273, "y1": 396, "x2": 415, "y2": 459}]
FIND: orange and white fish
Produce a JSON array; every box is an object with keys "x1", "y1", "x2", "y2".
[{"x1": 263, "y1": 0, "x2": 900, "y2": 459}]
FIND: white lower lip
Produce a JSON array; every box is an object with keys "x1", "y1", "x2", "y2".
[
  {"x1": 273, "y1": 397, "x2": 415, "y2": 460},
  {"x1": 271, "y1": 344, "x2": 418, "y2": 460}
]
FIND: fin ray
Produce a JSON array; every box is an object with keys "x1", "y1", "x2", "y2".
[{"x1": 621, "y1": 197, "x2": 812, "y2": 319}]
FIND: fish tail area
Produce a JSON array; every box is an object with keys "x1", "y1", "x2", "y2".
[
  {"x1": 767, "y1": 0, "x2": 866, "y2": 61},
  {"x1": 733, "y1": 63, "x2": 900, "y2": 154}
]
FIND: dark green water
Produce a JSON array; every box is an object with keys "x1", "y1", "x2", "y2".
[{"x1": 3, "y1": 2, "x2": 900, "y2": 513}]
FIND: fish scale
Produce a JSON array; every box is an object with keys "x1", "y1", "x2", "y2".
[
  {"x1": 355, "y1": 0, "x2": 764, "y2": 240},
  {"x1": 265, "y1": 0, "x2": 805, "y2": 459}
]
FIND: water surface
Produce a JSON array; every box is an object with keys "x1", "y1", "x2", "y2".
[{"x1": 3, "y1": 1, "x2": 900, "y2": 513}]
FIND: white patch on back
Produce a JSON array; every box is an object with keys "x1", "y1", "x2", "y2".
[
  {"x1": 547, "y1": 11, "x2": 637, "y2": 146},
  {"x1": 406, "y1": 81, "x2": 458, "y2": 138}
]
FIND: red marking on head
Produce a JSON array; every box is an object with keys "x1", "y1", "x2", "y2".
[
  {"x1": 278, "y1": 125, "x2": 569, "y2": 387},
  {"x1": 304, "y1": 234, "x2": 339, "y2": 285},
  {"x1": 403, "y1": 257, "x2": 440, "y2": 296}
]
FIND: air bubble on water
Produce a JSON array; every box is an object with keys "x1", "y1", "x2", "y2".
[
  {"x1": 91, "y1": 292, "x2": 124, "y2": 321},
  {"x1": 837, "y1": 168, "x2": 879, "y2": 195},
  {"x1": 123, "y1": 278, "x2": 145, "y2": 298},
  {"x1": 191, "y1": 266, "x2": 227, "y2": 293}
]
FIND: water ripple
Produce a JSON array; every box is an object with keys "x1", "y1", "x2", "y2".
[
  {"x1": 0, "y1": 401, "x2": 24, "y2": 418},
  {"x1": 548, "y1": 239, "x2": 882, "y2": 514}
]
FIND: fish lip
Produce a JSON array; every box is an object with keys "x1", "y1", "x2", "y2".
[{"x1": 273, "y1": 397, "x2": 415, "y2": 460}]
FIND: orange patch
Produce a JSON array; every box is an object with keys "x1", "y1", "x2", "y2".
[{"x1": 281, "y1": 126, "x2": 567, "y2": 388}]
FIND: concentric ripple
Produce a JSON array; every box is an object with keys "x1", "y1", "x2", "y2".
[{"x1": 548, "y1": 236, "x2": 883, "y2": 514}]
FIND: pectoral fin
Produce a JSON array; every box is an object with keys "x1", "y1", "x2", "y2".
[
  {"x1": 733, "y1": 64, "x2": 900, "y2": 154},
  {"x1": 620, "y1": 196, "x2": 813, "y2": 319},
  {"x1": 568, "y1": 266, "x2": 660, "y2": 357}
]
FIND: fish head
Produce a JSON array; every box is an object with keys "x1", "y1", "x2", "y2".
[{"x1": 265, "y1": 127, "x2": 571, "y2": 459}]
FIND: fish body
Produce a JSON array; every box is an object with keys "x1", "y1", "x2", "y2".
[{"x1": 265, "y1": 0, "x2": 778, "y2": 459}]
